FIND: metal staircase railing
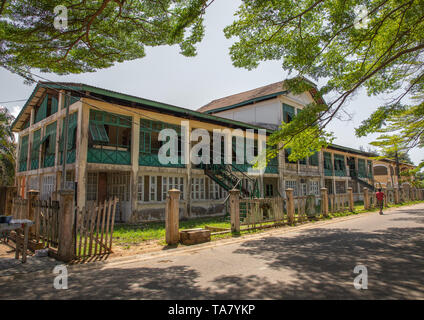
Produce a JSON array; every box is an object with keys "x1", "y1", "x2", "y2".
[{"x1": 350, "y1": 170, "x2": 375, "y2": 191}]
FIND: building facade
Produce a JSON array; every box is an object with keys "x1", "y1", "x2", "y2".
[{"x1": 13, "y1": 81, "x2": 382, "y2": 223}]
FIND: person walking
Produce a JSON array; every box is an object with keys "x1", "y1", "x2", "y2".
[{"x1": 376, "y1": 188, "x2": 385, "y2": 215}]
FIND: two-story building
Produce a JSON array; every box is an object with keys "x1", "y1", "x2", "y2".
[
  {"x1": 12, "y1": 80, "x2": 380, "y2": 222},
  {"x1": 12, "y1": 82, "x2": 277, "y2": 222},
  {"x1": 198, "y1": 80, "x2": 376, "y2": 200}
]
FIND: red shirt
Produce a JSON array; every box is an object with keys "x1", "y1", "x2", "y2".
[{"x1": 376, "y1": 192, "x2": 384, "y2": 201}]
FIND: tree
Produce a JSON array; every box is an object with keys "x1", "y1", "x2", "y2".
[
  {"x1": 0, "y1": 0, "x2": 211, "y2": 80},
  {"x1": 221, "y1": 0, "x2": 424, "y2": 161},
  {"x1": 0, "y1": 106, "x2": 16, "y2": 186}
]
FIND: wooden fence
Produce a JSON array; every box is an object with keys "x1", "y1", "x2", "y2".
[
  {"x1": 239, "y1": 197, "x2": 286, "y2": 227},
  {"x1": 11, "y1": 198, "x2": 28, "y2": 219},
  {"x1": 328, "y1": 194, "x2": 350, "y2": 213},
  {"x1": 75, "y1": 197, "x2": 118, "y2": 258},
  {"x1": 34, "y1": 200, "x2": 60, "y2": 249}
]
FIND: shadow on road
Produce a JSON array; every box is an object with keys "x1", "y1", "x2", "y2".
[{"x1": 1, "y1": 208, "x2": 423, "y2": 299}]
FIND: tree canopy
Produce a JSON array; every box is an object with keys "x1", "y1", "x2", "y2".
[
  {"x1": 0, "y1": 106, "x2": 15, "y2": 186},
  {"x1": 0, "y1": 0, "x2": 210, "y2": 79},
  {"x1": 223, "y1": 0, "x2": 424, "y2": 166}
]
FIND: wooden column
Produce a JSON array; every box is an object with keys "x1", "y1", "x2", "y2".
[
  {"x1": 75, "y1": 101, "x2": 89, "y2": 210},
  {"x1": 165, "y1": 189, "x2": 181, "y2": 245},
  {"x1": 286, "y1": 188, "x2": 295, "y2": 223},
  {"x1": 347, "y1": 187, "x2": 354, "y2": 212},
  {"x1": 321, "y1": 187, "x2": 328, "y2": 217},
  {"x1": 57, "y1": 189, "x2": 75, "y2": 262},
  {"x1": 130, "y1": 117, "x2": 140, "y2": 223},
  {"x1": 229, "y1": 189, "x2": 240, "y2": 233}
]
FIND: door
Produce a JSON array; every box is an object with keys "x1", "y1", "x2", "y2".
[{"x1": 107, "y1": 172, "x2": 131, "y2": 222}]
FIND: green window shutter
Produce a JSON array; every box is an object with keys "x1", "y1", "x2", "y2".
[
  {"x1": 309, "y1": 152, "x2": 319, "y2": 166},
  {"x1": 89, "y1": 123, "x2": 109, "y2": 143},
  {"x1": 51, "y1": 96, "x2": 58, "y2": 115},
  {"x1": 324, "y1": 152, "x2": 333, "y2": 170},
  {"x1": 20, "y1": 135, "x2": 29, "y2": 160},
  {"x1": 35, "y1": 95, "x2": 48, "y2": 123},
  {"x1": 283, "y1": 104, "x2": 295, "y2": 123},
  {"x1": 64, "y1": 95, "x2": 80, "y2": 109},
  {"x1": 44, "y1": 122, "x2": 57, "y2": 154},
  {"x1": 31, "y1": 130, "x2": 41, "y2": 157}
]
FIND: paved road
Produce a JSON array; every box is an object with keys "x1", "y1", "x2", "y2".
[{"x1": 1, "y1": 203, "x2": 424, "y2": 299}]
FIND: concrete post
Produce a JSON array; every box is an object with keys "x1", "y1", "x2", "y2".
[
  {"x1": 286, "y1": 188, "x2": 295, "y2": 224},
  {"x1": 165, "y1": 189, "x2": 181, "y2": 245},
  {"x1": 347, "y1": 187, "x2": 354, "y2": 212},
  {"x1": 57, "y1": 189, "x2": 75, "y2": 262},
  {"x1": 383, "y1": 187, "x2": 388, "y2": 207},
  {"x1": 229, "y1": 189, "x2": 240, "y2": 233},
  {"x1": 363, "y1": 188, "x2": 369, "y2": 210},
  {"x1": 26, "y1": 190, "x2": 39, "y2": 235},
  {"x1": 320, "y1": 187, "x2": 329, "y2": 217}
]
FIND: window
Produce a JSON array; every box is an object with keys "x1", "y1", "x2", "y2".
[
  {"x1": 283, "y1": 104, "x2": 295, "y2": 123},
  {"x1": 285, "y1": 180, "x2": 298, "y2": 196},
  {"x1": 87, "y1": 172, "x2": 98, "y2": 201},
  {"x1": 41, "y1": 174, "x2": 56, "y2": 200},
  {"x1": 150, "y1": 176, "x2": 157, "y2": 201},
  {"x1": 163, "y1": 176, "x2": 184, "y2": 200},
  {"x1": 209, "y1": 179, "x2": 221, "y2": 200},
  {"x1": 284, "y1": 148, "x2": 296, "y2": 163},
  {"x1": 191, "y1": 177, "x2": 205, "y2": 200},
  {"x1": 137, "y1": 176, "x2": 144, "y2": 201},
  {"x1": 108, "y1": 172, "x2": 130, "y2": 202},
  {"x1": 265, "y1": 184, "x2": 274, "y2": 197},
  {"x1": 309, "y1": 152, "x2": 319, "y2": 166},
  {"x1": 89, "y1": 123, "x2": 109, "y2": 143},
  {"x1": 335, "y1": 181, "x2": 346, "y2": 194},
  {"x1": 309, "y1": 181, "x2": 320, "y2": 195},
  {"x1": 89, "y1": 110, "x2": 131, "y2": 149}
]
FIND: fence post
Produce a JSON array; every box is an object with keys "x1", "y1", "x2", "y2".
[
  {"x1": 229, "y1": 189, "x2": 240, "y2": 233},
  {"x1": 165, "y1": 189, "x2": 181, "y2": 245},
  {"x1": 363, "y1": 188, "x2": 369, "y2": 210},
  {"x1": 347, "y1": 187, "x2": 354, "y2": 212},
  {"x1": 383, "y1": 187, "x2": 388, "y2": 207},
  {"x1": 394, "y1": 188, "x2": 400, "y2": 204},
  {"x1": 26, "y1": 190, "x2": 39, "y2": 235},
  {"x1": 320, "y1": 188, "x2": 328, "y2": 217},
  {"x1": 57, "y1": 189, "x2": 75, "y2": 262},
  {"x1": 5, "y1": 186, "x2": 17, "y2": 216},
  {"x1": 286, "y1": 188, "x2": 295, "y2": 223}
]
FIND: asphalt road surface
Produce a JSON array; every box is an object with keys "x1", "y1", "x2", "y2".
[{"x1": 1, "y1": 203, "x2": 423, "y2": 299}]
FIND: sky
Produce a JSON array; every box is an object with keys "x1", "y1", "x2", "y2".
[{"x1": 0, "y1": 0, "x2": 422, "y2": 166}]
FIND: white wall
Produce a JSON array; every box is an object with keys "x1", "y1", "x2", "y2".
[{"x1": 212, "y1": 92, "x2": 315, "y2": 126}]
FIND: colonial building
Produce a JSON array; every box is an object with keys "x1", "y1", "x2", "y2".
[
  {"x1": 12, "y1": 82, "x2": 274, "y2": 222},
  {"x1": 198, "y1": 80, "x2": 377, "y2": 201},
  {"x1": 13, "y1": 80, "x2": 381, "y2": 222}
]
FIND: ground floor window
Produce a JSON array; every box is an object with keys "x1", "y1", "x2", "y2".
[
  {"x1": 41, "y1": 174, "x2": 56, "y2": 200},
  {"x1": 86, "y1": 172, "x2": 98, "y2": 201},
  {"x1": 309, "y1": 181, "x2": 320, "y2": 195},
  {"x1": 163, "y1": 176, "x2": 184, "y2": 200},
  {"x1": 265, "y1": 184, "x2": 274, "y2": 197},
  {"x1": 108, "y1": 172, "x2": 130, "y2": 202},
  {"x1": 285, "y1": 180, "x2": 298, "y2": 196},
  {"x1": 335, "y1": 181, "x2": 346, "y2": 194},
  {"x1": 191, "y1": 177, "x2": 205, "y2": 200}
]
